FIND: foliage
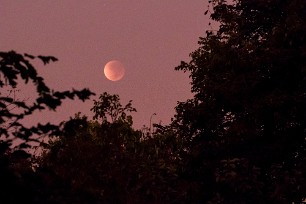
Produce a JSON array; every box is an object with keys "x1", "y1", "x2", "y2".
[
  {"x1": 37, "y1": 94, "x2": 183, "y2": 203},
  {"x1": 0, "y1": 50, "x2": 94, "y2": 202},
  {"x1": 174, "y1": 0, "x2": 306, "y2": 203},
  {"x1": 2, "y1": 0, "x2": 306, "y2": 203},
  {"x1": 91, "y1": 92, "x2": 136, "y2": 125},
  {"x1": 0, "y1": 50, "x2": 94, "y2": 151}
]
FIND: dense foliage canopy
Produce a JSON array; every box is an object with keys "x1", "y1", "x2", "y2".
[
  {"x1": 0, "y1": 51, "x2": 94, "y2": 202},
  {"x1": 174, "y1": 0, "x2": 306, "y2": 203}
]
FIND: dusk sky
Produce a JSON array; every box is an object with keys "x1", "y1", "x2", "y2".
[{"x1": 0, "y1": 0, "x2": 210, "y2": 129}]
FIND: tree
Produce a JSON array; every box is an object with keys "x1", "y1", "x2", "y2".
[
  {"x1": 38, "y1": 93, "x2": 182, "y2": 203},
  {"x1": 37, "y1": 93, "x2": 139, "y2": 202},
  {"x1": 91, "y1": 92, "x2": 136, "y2": 125},
  {"x1": 0, "y1": 50, "x2": 94, "y2": 203},
  {"x1": 174, "y1": 0, "x2": 306, "y2": 203},
  {"x1": 0, "y1": 51, "x2": 94, "y2": 149}
]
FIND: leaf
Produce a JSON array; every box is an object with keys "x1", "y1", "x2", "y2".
[
  {"x1": 38, "y1": 55, "x2": 58, "y2": 65},
  {"x1": 0, "y1": 97, "x2": 14, "y2": 103},
  {"x1": 24, "y1": 53, "x2": 35, "y2": 59}
]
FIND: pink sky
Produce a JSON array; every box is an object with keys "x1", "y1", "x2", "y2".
[{"x1": 0, "y1": 0, "x2": 209, "y2": 129}]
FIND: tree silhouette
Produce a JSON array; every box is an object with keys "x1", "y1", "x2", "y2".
[
  {"x1": 0, "y1": 51, "x2": 94, "y2": 150},
  {"x1": 38, "y1": 93, "x2": 182, "y2": 203},
  {"x1": 174, "y1": 0, "x2": 306, "y2": 203},
  {"x1": 91, "y1": 92, "x2": 136, "y2": 125},
  {"x1": 0, "y1": 50, "x2": 94, "y2": 203}
]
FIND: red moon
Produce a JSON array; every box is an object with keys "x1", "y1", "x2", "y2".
[{"x1": 104, "y1": 60, "x2": 125, "y2": 81}]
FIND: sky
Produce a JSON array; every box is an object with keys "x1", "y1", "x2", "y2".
[{"x1": 0, "y1": 0, "x2": 209, "y2": 129}]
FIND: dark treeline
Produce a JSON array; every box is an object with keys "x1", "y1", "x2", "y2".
[{"x1": 1, "y1": 0, "x2": 306, "y2": 203}]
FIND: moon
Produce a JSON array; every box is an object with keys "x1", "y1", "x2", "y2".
[{"x1": 104, "y1": 60, "x2": 125, "y2": 81}]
